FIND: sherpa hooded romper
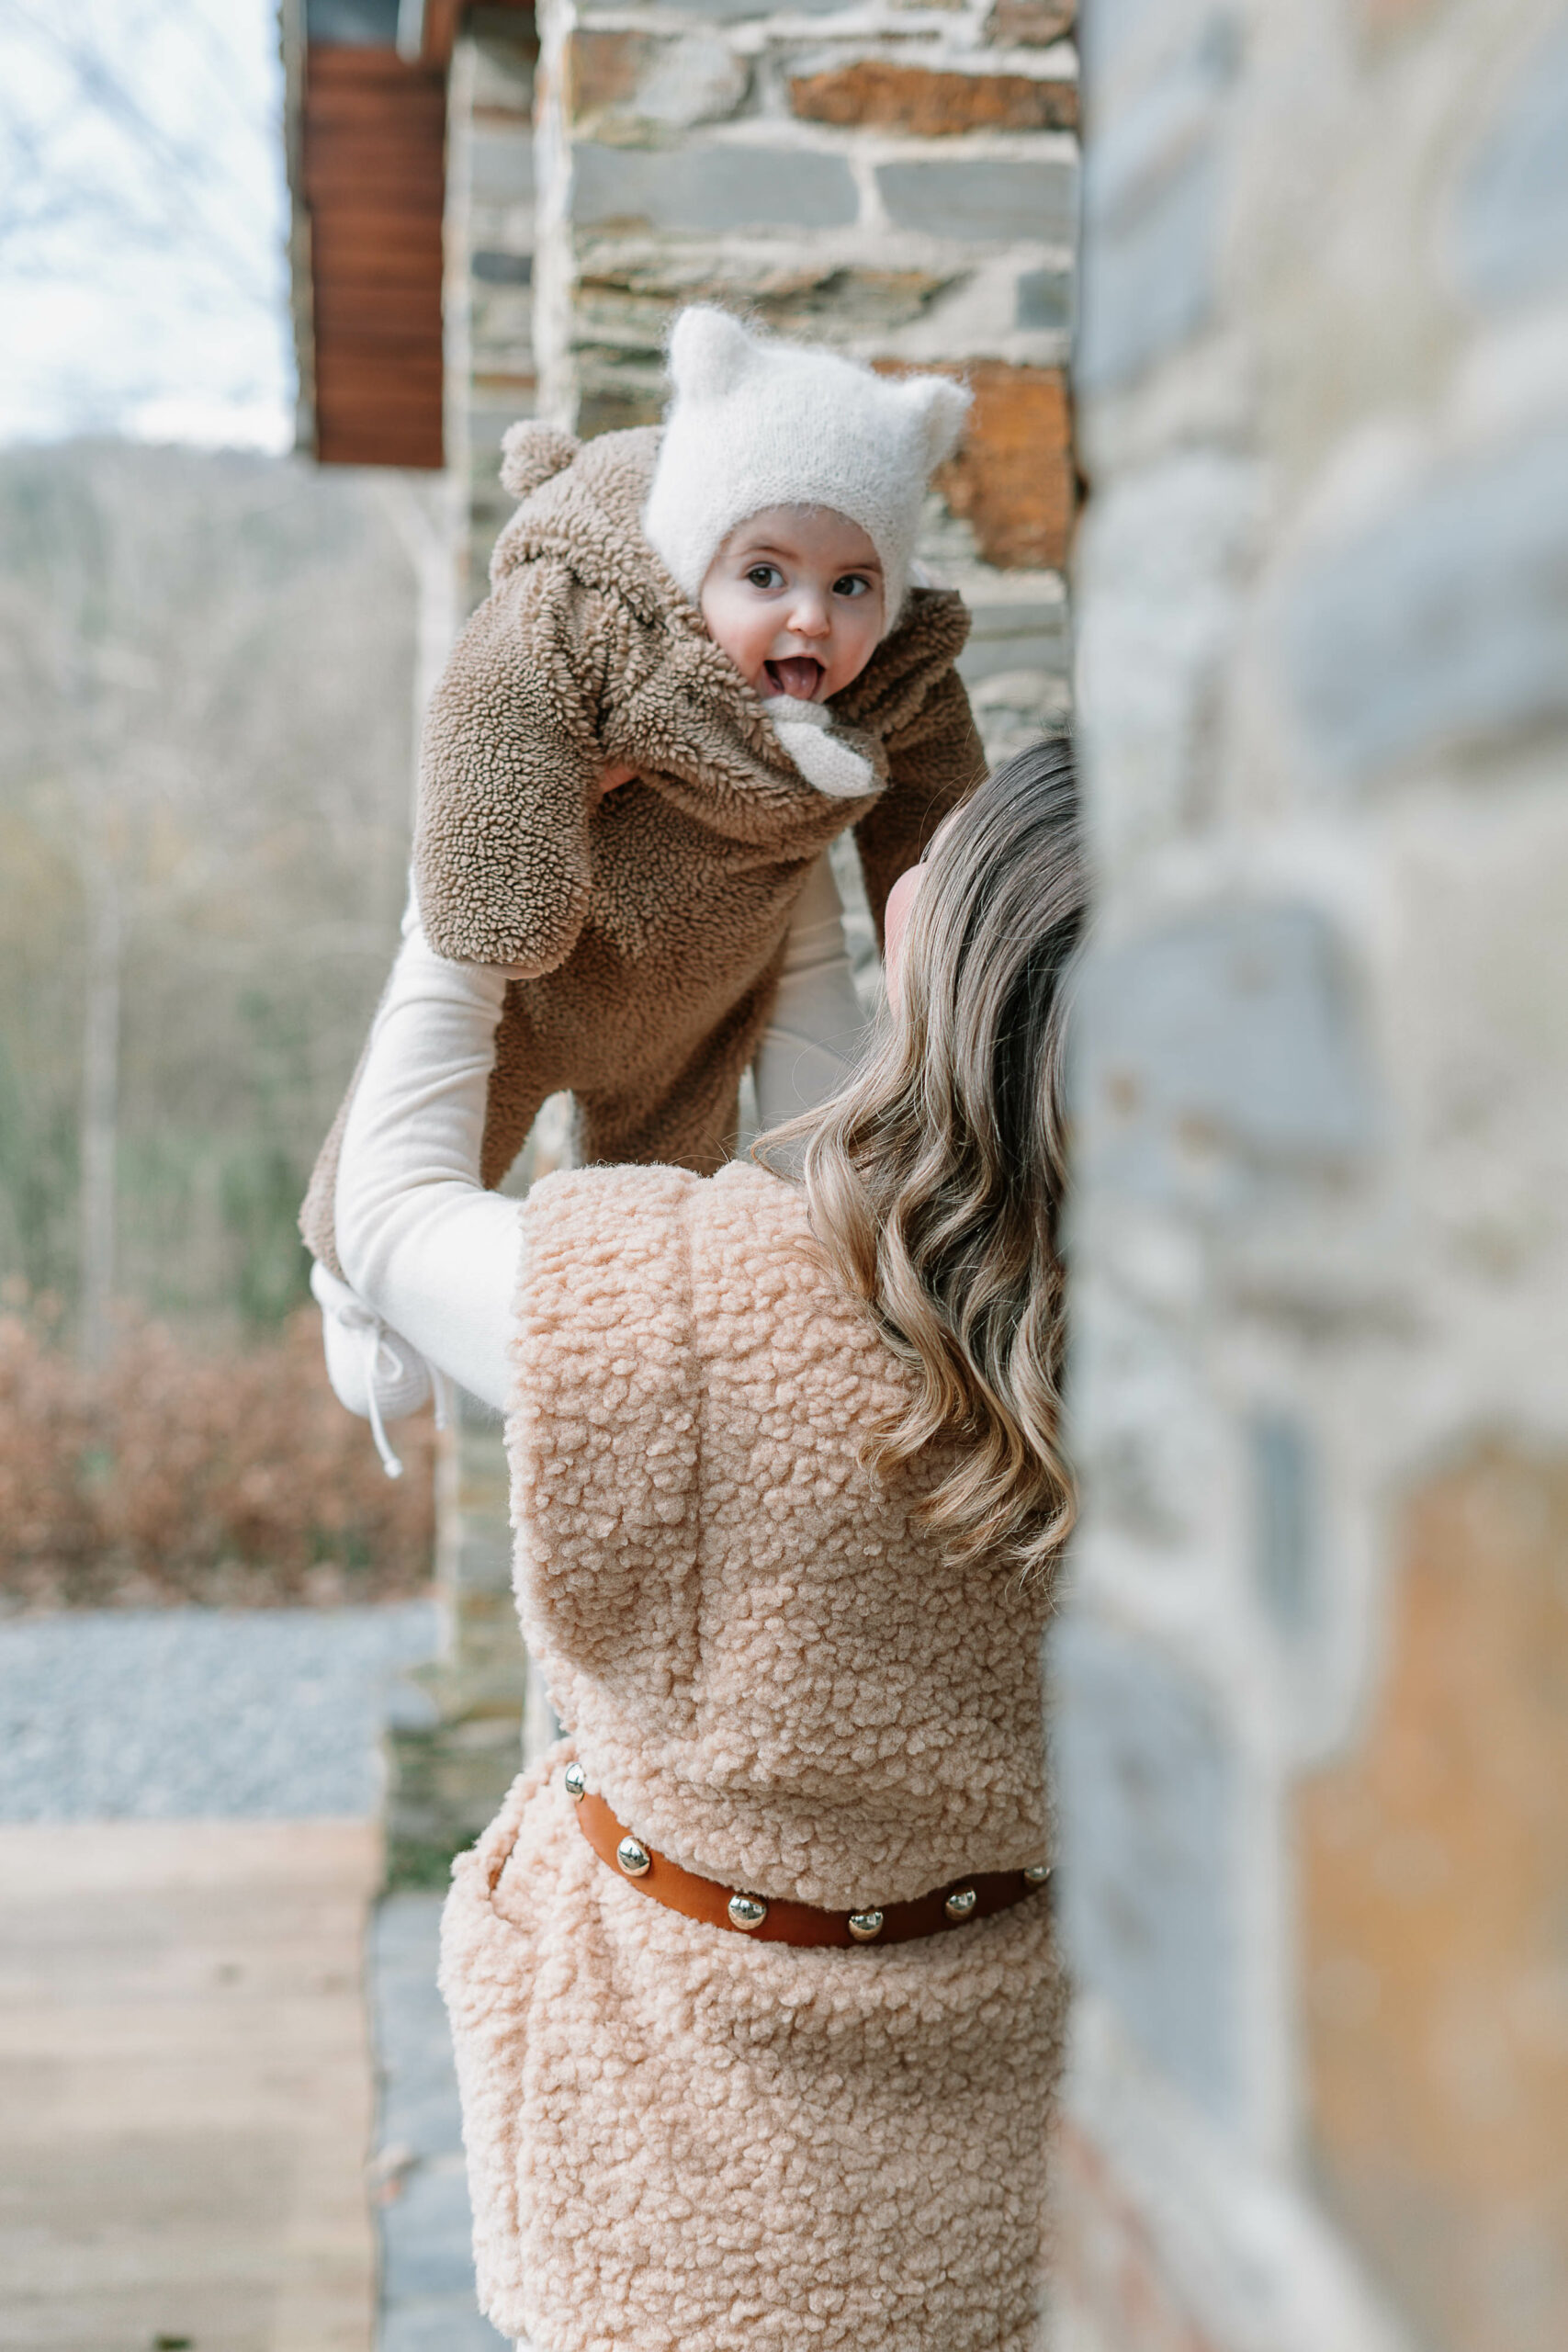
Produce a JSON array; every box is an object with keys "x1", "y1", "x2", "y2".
[
  {"x1": 302, "y1": 424, "x2": 983, "y2": 1280},
  {"x1": 439, "y1": 1157, "x2": 1066, "y2": 2352}
]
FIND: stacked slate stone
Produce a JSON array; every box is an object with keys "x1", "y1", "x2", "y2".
[
  {"x1": 1061, "y1": 3, "x2": 1568, "y2": 2348},
  {"x1": 446, "y1": 20, "x2": 540, "y2": 613}
]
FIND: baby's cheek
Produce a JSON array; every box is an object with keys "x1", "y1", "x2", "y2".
[
  {"x1": 702, "y1": 605, "x2": 763, "y2": 688},
  {"x1": 831, "y1": 616, "x2": 882, "y2": 692}
]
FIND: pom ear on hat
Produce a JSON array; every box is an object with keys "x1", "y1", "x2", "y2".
[
  {"x1": 900, "y1": 374, "x2": 972, "y2": 469},
  {"x1": 667, "y1": 306, "x2": 759, "y2": 401}
]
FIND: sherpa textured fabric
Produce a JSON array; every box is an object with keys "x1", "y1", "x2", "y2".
[
  {"x1": 301, "y1": 426, "x2": 982, "y2": 1279},
  {"x1": 439, "y1": 1159, "x2": 1066, "y2": 2352}
]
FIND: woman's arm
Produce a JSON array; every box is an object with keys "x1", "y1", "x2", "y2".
[{"x1": 334, "y1": 900, "x2": 522, "y2": 1416}]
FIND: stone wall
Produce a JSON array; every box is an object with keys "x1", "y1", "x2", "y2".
[
  {"x1": 420, "y1": 0, "x2": 1083, "y2": 1839},
  {"x1": 1059, "y1": 3, "x2": 1568, "y2": 2347},
  {"x1": 532, "y1": 0, "x2": 1079, "y2": 763},
  {"x1": 446, "y1": 8, "x2": 540, "y2": 608}
]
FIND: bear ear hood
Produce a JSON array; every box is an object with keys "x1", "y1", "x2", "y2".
[
  {"x1": 500, "y1": 422, "x2": 580, "y2": 501},
  {"x1": 488, "y1": 425, "x2": 685, "y2": 625},
  {"x1": 474, "y1": 413, "x2": 974, "y2": 808}
]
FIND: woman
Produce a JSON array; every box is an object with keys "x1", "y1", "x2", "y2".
[{"x1": 333, "y1": 739, "x2": 1086, "y2": 2352}]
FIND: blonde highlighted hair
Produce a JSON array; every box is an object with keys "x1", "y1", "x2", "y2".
[{"x1": 761, "y1": 740, "x2": 1085, "y2": 1579}]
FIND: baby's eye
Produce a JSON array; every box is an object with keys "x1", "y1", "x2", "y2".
[
  {"x1": 833, "y1": 573, "x2": 872, "y2": 598},
  {"x1": 747, "y1": 564, "x2": 784, "y2": 590}
]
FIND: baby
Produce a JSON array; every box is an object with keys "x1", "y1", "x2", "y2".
[{"x1": 306, "y1": 306, "x2": 986, "y2": 1450}]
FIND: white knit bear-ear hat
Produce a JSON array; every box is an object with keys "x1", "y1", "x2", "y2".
[{"x1": 642, "y1": 307, "x2": 972, "y2": 630}]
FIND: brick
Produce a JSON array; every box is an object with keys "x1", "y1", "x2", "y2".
[
  {"x1": 1251, "y1": 1415, "x2": 1316, "y2": 1632},
  {"x1": 1052, "y1": 2121, "x2": 1226, "y2": 2352},
  {"x1": 1283, "y1": 431, "x2": 1568, "y2": 787},
  {"x1": 1077, "y1": 140, "x2": 1215, "y2": 390},
  {"x1": 1016, "y1": 260, "x2": 1071, "y2": 329},
  {"x1": 1300, "y1": 1447, "x2": 1568, "y2": 2351},
  {"x1": 934, "y1": 360, "x2": 1075, "y2": 570},
  {"x1": 578, "y1": 379, "x2": 666, "y2": 439},
  {"x1": 1074, "y1": 28, "x2": 1237, "y2": 390},
  {"x1": 877, "y1": 358, "x2": 1073, "y2": 569},
  {"x1": 1073, "y1": 451, "x2": 1258, "y2": 868},
  {"x1": 568, "y1": 28, "x2": 749, "y2": 132},
  {"x1": 1074, "y1": 905, "x2": 1376, "y2": 1207},
  {"x1": 468, "y1": 124, "x2": 534, "y2": 205},
  {"x1": 985, "y1": 0, "x2": 1076, "y2": 42},
  {"x1": 789, "y1": 60, "x2": 1077, "y2": 136},
  {"x1": 876, "y1": 154, "x2": 1077, "y2": 243},
  {"x1": 1052, "y1": 1618, "x2": 1239, "y2": 2120},
  {"x1": 956, "y1": 589, "x2": 1071, "y2": 684},
  {"x1": 1453, "y1": 22, "x2": 1568, "y2": 305},
  {"x1": 471, "y1": 249, "x2": 531, "y2": 285},
  {"x1": 571, "y1": 141, "x2": 858, "y2": 232},
  {"x1": 652, "y1": 0, "x2": 859, "y2": 16},
  {"x1": 579, "y1": 253, "x2": 953, "y2": 338},
  {"x1": 1070, "y1": 1285, "x2": 1216, "y2": 1545}
]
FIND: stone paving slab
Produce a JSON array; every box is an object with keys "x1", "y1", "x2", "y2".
[
  {"x1": 0, "y1": 1818, "x2": 381, "y2": 2352},
  {"x1": 369, "y1": 1894, "x2": 509, "y2": 2352}
]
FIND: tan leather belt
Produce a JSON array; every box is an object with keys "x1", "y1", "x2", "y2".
[{"x1": 563, "y1": 1763, "x2": 1052, "y2": 1948}]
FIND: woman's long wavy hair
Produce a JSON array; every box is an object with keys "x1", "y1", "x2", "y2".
[{"x1": 761, "y1": 738, "x2": 1086, "y2": 1580}]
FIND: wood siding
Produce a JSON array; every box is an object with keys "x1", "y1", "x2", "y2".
[{"x1": 300, "y1": 46, "x2": 446, "y2": 469}]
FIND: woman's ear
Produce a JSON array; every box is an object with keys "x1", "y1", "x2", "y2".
[
  {"x1": 901, "y1": 374, "x2": 972, "y2": 469},
  {"x1": 668, "y1": 306, "x2": 759, "y2": 401}
]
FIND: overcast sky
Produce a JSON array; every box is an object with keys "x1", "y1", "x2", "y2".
[{"x1": 0, "y1": 0, "x2": 293, "y2": 450}]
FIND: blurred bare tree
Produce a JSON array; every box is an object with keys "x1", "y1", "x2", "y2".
[
  {"x1": 0, "y1": 440, "x2": 417, "y2": 1347},
  {"x1": 0, "y1": 0, "x2": 288, "y2": 443}
]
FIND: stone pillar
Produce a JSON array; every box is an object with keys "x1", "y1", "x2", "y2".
[
  {"x1": 386, "y1": 8, "x2": 548, "y2": 1885},
  {"x1": 1058, "y1": 3, "x2": 1568, "y2": 2347},
  {"x1": 445, "y1": 9, "x2": 540, "y2": 610},
  {"x1": 531, "y1": 0, "x2": 1080, "y2": 768}
]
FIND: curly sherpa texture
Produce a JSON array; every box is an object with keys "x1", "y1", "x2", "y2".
[
  {"x1": 301, "y1": 427, "x2": 982, "y2": 1279},
  {"x1": 437, "y1": 1159, "x2": 1066, "y2": 2352}
]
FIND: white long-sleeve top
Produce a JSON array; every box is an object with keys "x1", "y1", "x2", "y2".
[{"x1": 323, "y1": 854, "x2": 867, "y2": 1423}]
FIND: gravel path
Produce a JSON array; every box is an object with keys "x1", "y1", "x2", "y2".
[{"x1": 0, "y1": 1603, "x2": 439, "y2": 1821}]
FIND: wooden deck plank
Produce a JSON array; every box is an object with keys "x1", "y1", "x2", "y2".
[{"x1": 0, "y1": 1821, "x2": 381, "y2": 2352}]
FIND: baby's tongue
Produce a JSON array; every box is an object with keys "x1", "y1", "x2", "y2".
[{"x1": 770, "y1": 657, "x2": 822, "y2": 700}]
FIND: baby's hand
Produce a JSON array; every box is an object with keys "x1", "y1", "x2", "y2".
[{"x1": 596, "y1": 762, "x2": 638, "y2": 803}]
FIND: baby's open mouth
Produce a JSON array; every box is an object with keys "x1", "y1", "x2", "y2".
[{"x1": 765, "y1": 657, "x2": 825, "y2": 700}]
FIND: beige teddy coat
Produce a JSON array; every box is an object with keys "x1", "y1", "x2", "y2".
[
  {"x1": 438, "y1": 1159, "x2": 1066, "y2": 2352},
  {"x1": 302, "y1": 425, "x2": 983, "y2": 1278}
]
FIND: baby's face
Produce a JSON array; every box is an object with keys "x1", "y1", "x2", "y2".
[{"x1": 699, "y1": 506, "x2": 886, "y2": 704}]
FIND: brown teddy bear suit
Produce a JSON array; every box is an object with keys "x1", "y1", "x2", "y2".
[{"x1": 301, "y1": 423, "x2": 983, "y2": 1278}]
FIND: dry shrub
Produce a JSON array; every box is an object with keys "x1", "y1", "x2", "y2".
[{"x1": 0, "y1": 1300, "x2": 435, "y2": 1614}]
